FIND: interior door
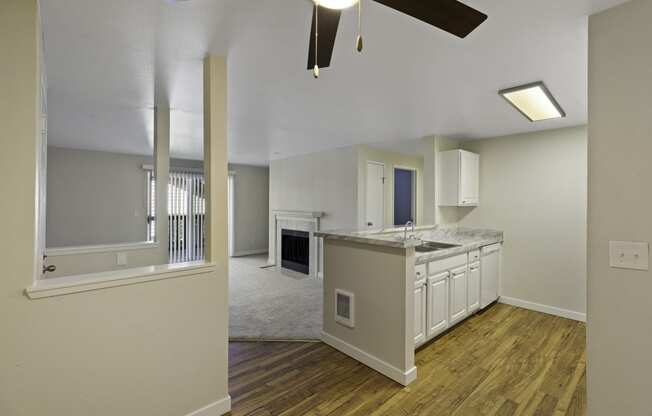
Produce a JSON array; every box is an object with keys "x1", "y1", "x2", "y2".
[
  {"x1": 394, "y1": 168, "x2": 415, "y2": 225},
  {"x1": 365, "y1": 162, "x2": 384, "y2": 229}
]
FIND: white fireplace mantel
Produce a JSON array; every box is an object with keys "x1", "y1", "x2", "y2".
[{"x1": 268, "y1": 210, "x2": 325, "y2": 278}]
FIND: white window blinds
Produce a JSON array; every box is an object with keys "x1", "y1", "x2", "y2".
[
  {"x1": 147, "y1": 170, "x2": 206, "y2": 264},
  {"x1": 168, "y1": 171, "x2": 206, "y2": 263}
]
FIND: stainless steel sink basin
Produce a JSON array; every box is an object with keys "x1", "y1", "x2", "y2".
[{"x1": 414, "y1": 241, "x2": 461, "y2": 253}]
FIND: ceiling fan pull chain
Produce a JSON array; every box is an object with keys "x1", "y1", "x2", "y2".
[
  {"x1": 356, "y1": 0, "x2": 363, "y2": 52},
  {"x1": 313, "y1": 3, "x2": 320, "y2": 79}
]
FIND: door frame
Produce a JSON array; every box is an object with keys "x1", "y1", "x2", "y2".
[
  {"x1": 392, "y1": 165, "x2": 417, "y2": 226},
  {"x1": 228, "y1": 171, "x2": 235, "y2": 257},
  {"x1": 365, "y1": 161, "x2": 385, "y2": 229}
]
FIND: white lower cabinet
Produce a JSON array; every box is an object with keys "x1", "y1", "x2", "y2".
[
  {"x1": 427, "y1": 272, "x2": 449, "y2": 338},
  {"x1": 468, "y1": 262, "x2": 480, "y2": 313},
  {"x1": 449, "y1": 266, "x2": 468, "y2": 325},
  {"x1": 414, "y1": 279, "x2": 427, "y2": 347},
  {"x1": 415, "y1": 251, "x2": 489, "y2": 349}
]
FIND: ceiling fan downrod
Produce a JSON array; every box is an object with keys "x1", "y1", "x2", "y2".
[
  {"x1": 356, "y1": 0, "x2": 363, "y2": 52},
  {"x1": 313, "y1": 4, "x2": 320, "y2": 78}
]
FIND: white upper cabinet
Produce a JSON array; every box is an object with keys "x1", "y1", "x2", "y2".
[{"x1": 438, "y1": 149, "x2": 480, "y2": 207}]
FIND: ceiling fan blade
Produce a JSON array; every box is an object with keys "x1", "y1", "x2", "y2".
[
  {"x1": 372, "y1": 0, "x2": 487, "y2": 38},
  {"x1": 307, "y1": 6, "x2": 342, "y2": 70}
]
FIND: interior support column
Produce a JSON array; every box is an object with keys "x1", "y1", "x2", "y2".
[
  {"x1": 154, "y1": 106, "x2": 170, "y2": 264},
  {"x1": 203, "y1": 55, "x2": 229, "y2": 267}
]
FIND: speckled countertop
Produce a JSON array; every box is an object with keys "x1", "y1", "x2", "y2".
[{"x1": 316, "y1": 225, "x2": 503, "y2": 262}]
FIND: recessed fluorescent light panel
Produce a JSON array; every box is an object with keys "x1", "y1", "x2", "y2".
[{"x1": 499, "y1": 82, "x2": 566, "y2": 122}]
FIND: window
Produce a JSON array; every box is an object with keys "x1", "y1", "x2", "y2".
[{"x1": 147, "y1": 170, "x2": 206, "y2": 263}]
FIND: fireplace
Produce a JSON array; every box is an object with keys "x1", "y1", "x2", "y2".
[{"x1": 281, "y1": 229, "x2": 310, "y2": 275}]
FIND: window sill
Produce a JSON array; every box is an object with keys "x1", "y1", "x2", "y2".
[
  {"x1": 25, "y1": 261, "x2": 216, "y2": 299},
  {"x1": 45, "y1": 241, "x2": 159, "y2": 256}
]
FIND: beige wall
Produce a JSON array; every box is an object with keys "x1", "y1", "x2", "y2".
[
  {"x1": 323, "y1": 239, "x2": 414, "y2": 378},
  {"x1": 356, "y1": 145, "x2": 424, "y2": 228},
  {"x1": 0, "y1": 4, "x2": 230, "y2": 415},
  {"x1": 46, "y1": 147, "x2": 152, "y2": 247},
  {"x1": 229, "y1": 163, "x2": 269, "y2": 255},
  {"x1": 588, "y1": 1, "x2": 652, "y2": 414},
  {"x1": 459, "y1": 126, "x2": 588, "y2": 318},
  {"x1": 420, "y1": 135, "x2": 464, "y2": 225},
  {"x1": 46, "y1": 147, "x2": 206, "y2": 248},
  {"x1": 269, "y1": 146, "x2": 359, "y2": 231}
]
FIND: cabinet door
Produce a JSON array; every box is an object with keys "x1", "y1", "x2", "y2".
[
  {"x1": 468, "y1": 262, "x2": 481, "y2": 314},
  {"x1": 459, "y1": 151, "x2": 479, "y2": 205},
  {"x1": 449, "y1": 267, "x2": 468, "y2": 325},
  {"x1": 427, "y1": 273, "x2": 449, "y2": 338},
  {"x1": 414, "y1": 281, "x2": 427, "y2": 348}
]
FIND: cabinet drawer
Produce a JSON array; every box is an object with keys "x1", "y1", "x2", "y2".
[
  {"x1": 428, "y1": 254, "x2": 467, "y2": 275},
  {"x1": 469, "y1": 250, "x2": 480, "y2": 263},
  {"x1": 415, "y1": 264, "x2": 427, "y2": 280}
]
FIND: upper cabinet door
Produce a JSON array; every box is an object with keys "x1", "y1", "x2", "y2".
[
  {"x1": 437, "y1": 149, "x2": 480, "y2": 207},
  {"x1": 459, "y1": 151, "x2": 479, "y2": 206}
]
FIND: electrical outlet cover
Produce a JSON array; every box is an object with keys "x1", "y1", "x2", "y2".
[{"x1": 609, "y1": 241, "x2": 649, "y2": 271}]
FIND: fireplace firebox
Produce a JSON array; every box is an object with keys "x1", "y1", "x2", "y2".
[{"x1": 281, "y1": 229, "x2": 310, "y2": 275}]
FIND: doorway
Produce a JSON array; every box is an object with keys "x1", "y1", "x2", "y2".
[
  {"x1": 365, "y1": 161, "x2": 385, "y2": 229},
  {"x1": 394, "y1": 167, "x2": 416, "y2": 226}
]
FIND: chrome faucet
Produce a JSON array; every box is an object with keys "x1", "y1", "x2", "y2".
[{"x1": 404, "y1": 221, "x2": 416, "y2": 241}]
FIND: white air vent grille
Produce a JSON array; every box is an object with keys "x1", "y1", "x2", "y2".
[{"x1": 335, "y1": 289, "x2": 355, "y2": 328}]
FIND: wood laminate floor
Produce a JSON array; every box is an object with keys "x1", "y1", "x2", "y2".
[{"x1": 229, "y1": 304, "x2": 586, "y2": 416}]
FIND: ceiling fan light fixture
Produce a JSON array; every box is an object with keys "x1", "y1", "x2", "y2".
[{"x1": 316, "y1": 0, "x2": 359, "y2": 10}]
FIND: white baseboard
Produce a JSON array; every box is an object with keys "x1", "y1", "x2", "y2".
[
  {"x1": 184, "y1": 396, "x2": 231, "y2": 416},
  {"x1": 231, "y1": 248, "x2": 268, "y2": 257},
  {"x1": 499, "y1": 296, "x2": 586, "y2": 322},
  {"x1": 321, "y1": 331, "x2": 417, "y2": 386}
]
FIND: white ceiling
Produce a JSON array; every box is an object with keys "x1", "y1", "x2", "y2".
[{"x1": 41, "y1": 0, "x2": 628, "y2": 164}]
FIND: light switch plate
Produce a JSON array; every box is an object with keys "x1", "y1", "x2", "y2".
[
  {"x1": 609, "y1": 241, "x2": 649, "y2": 271},
  {"x1": 116, "y1": 252, "x2": 128, "y2": 266}
]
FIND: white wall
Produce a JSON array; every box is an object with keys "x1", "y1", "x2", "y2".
[
  {"x1": 269, "y1": 146, "x2": 359, "y2": 231},
  {"x1": 0, "y1": 6, "x2": 230, "y2": 414},
  {"x1": 229, "y1": 164, "x2": 269, "y2": 255},
  {"x1": 458, "y1": 126, "x2": 587, "y2": 319},
  {"x1": 588, "y1": 1, "x2": 652, "y2": 414}
]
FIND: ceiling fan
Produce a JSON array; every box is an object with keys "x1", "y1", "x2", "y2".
[{"x1": 307, "y1": 0, "x2": 488, "y2": 78}]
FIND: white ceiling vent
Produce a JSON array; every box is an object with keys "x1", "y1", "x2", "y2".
[{"x1": 335, "y1": 289, "x2": 355, "y2": 328}]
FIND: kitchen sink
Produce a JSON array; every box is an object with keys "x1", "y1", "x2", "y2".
[{"x1": 414, "y1": 241, "x2": 461, "y2": 253}]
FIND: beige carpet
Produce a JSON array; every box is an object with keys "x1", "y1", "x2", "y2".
[{"x1": 229, "y1": 254, "x2": 322, "y2": 340}]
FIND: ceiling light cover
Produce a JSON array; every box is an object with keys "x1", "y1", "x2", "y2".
[
  {"x1": 499, "y1": 82, "x2": 566, "y2": 122},
  {"x1": 316, "y1": 0, "x2": 359, "y2": 10}
]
